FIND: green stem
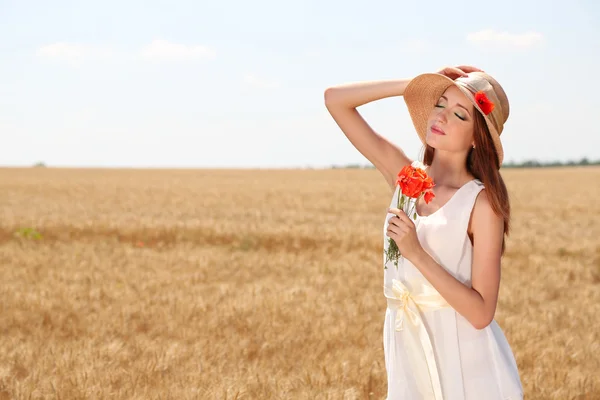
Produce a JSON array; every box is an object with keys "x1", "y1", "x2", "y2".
[
  {"x1": 383, "y1": 192, "x2": 405, "y2": 269},
  {"x1": 406, "y1": 193, "x2": 423, "y2": 219}
]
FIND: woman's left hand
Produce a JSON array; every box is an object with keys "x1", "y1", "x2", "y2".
[
  {"x1": 386, "y1": 208, "x2": 424, "y2": 263},
  {"x1": 436, "y1": 65, "x2": 484, "y2": 80}
]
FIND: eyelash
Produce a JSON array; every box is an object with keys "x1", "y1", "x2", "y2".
[{"x1": 435, "y1": 104, "x2": 466, "y2": 121}]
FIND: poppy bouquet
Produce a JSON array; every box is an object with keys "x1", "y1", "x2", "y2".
[{"x1": 384, "y1": 164, "x2": 435, "y2": 269}]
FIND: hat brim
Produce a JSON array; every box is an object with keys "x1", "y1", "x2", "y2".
[{"x1": 403, "y1": 73, "x2": 504, "y2": 165}]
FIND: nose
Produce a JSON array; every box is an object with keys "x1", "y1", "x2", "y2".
[{"x1": 436, "y1": 108, "x2": 448, "y2": 123}]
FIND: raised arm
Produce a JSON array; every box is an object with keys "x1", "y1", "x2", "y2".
[{"x1": 324, "y1": 79, "x2": 413, "y2": 191}]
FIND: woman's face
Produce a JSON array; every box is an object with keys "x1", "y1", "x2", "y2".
[{"x1": 425, "y1": 85, "x2": 476, "y2": 153}]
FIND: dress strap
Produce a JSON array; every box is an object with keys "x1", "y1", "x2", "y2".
[{"x1": 454, "y1": 180, "x2": 485, "y2": 245}]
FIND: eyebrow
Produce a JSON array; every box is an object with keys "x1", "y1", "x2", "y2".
[{"x1": 440, "y1": 95, "x2": 472, "y2": 118}]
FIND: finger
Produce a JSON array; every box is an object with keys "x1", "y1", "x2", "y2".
[
  {"x1": 387, "y1": 223, "x2": 404, "y2": 236},
  {"x1": 387, "y1": 223, "x2": 400, "y2": 235},
  {"x1": 388, "y1": 207, "x2": 402, "y2": 216},
  {"x1": 390, "y1": 221, "x2": 409, "y2": 236},
  {"x1": 388, "y1": 216, "x2": 408, "y2": 230},
  {"x1": 395, "y1": 210, "x2": 414, "y2": 226},
  {"x1": 438, "y1": 70, "x2": 460, "y2": 80},
  {"x1": 388, "y1": 210, "x2": 408, "y2": 225},
  {"x1": 456, "y1": 65, "x2": 483, "y2": 73},
  {"x1": 386, "y1": 232, "x2": 400, "y2": 242},
  {"x1": 388, "y1": 207, "x2": 412, "y2": 217},
  {"x1": 450, "y1": 67, "x2": 469, "y2": 77}
]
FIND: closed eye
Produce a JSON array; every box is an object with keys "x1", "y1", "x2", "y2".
[{"x1": 436, "y1": 104, "x2": 467, "y2": 121}]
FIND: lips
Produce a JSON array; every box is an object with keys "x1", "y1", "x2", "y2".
[{"x1": 431, "y1": 125, "x2": 445, "y2": 135}]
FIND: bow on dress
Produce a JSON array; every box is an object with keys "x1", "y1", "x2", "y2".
[{"x1": 384, "y1": 279, "x2": 451, "y2": 400}]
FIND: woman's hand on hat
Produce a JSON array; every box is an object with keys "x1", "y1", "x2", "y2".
[{"x1": 436, "y1": 65, "x2": 484, "y2": 80}]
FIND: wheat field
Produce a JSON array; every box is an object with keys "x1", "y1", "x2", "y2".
[{"x1": 0, "y1": 166, "x2": 598, "y2": 400}]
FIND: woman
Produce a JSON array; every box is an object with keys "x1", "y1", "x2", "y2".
[{"x1": 324, "y1": 65, "x2": 523, "y2": 399}]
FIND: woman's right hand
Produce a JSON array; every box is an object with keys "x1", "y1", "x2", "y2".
[{"x1": 436, "y1": 65, "x2": 484, "y2": 80}]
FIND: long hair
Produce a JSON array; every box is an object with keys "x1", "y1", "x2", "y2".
[{"x1": 422, "y1": 111, "x2": 511, "y2": 255}]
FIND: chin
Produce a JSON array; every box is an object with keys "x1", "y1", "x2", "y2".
[{"x1": 425, "y1": 132, "x2": 439, "y2": 146}]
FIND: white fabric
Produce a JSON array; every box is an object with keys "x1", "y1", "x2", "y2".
[{"x1": 382, "y1": 161, "x2": 523, "y2": 400}]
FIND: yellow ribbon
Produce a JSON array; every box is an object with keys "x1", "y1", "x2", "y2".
[{"x1": 384, "y1": 279, "x2": 451, "y2": 400}]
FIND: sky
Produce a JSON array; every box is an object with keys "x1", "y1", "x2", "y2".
[{"x1": 1, "y1": 0, "x2": 599, "y2": 168}]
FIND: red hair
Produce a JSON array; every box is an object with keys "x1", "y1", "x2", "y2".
[{"x1": 423, "y1": 111, "x2": 511, "y2": 254}]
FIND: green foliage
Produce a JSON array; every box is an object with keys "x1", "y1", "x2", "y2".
[
  {"x1": 14, "y1": 227, "x2": 43, "y2": 240},
  {"x1": 331, "y1": 157, "x2": 600, "y2": 169},
  {"x1": 501, "y1": 157, "x2": 599, "y2": 168}
]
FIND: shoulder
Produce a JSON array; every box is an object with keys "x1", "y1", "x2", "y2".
[{"x1": 470, "y1": 188, "x2": 503, "y2": 238}]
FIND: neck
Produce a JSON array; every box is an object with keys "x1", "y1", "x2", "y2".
[{"x1": 426, "y1": 150, "x2": 472, "y2": 187}]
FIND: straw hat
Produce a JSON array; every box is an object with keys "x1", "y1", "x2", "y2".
[{"x1": 403, "y1": 71, "x2": 510, "y2": 165}]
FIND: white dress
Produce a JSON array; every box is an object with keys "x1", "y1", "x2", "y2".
[{"x1": 382, "y1": 161, "x2": 523, "y2": 400}]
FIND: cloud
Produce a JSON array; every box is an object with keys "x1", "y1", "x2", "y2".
[
  {"x1": 243, "y1": 73, "x2": 280, "y2": 89},
  {"x1": 36, "y1": 42, "x2": 114, "y2": 65},
  {"x1": 140, "y1": 39, "x2": 215, "y2": 61},
  {"x1": 467, "y1": 29, "x2": 543, "y2": 49}
]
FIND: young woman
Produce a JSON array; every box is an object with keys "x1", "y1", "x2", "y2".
[{"x1": 324, "y1": 65, "x2": 523, "y2": 399}]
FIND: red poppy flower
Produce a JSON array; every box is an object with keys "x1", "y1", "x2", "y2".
[
  {"x1": 475, "y1": 91, "x2": 495, "y2": 115},
  {"x1": 385, "y1": 165, "x2": 436, "y2": 269},
  {"x1": 424, "y1": 190, "x2": 435, "y2": 204},
  {"x1": 396, "y1": 165, "x2": 435, "y2": 199}
]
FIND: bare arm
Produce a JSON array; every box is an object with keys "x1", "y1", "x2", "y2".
[
  {"x1": 324, "y1": 79, "x2": 414, "y2": 190},
  {"x1": 411, "y1": 190, "x2": 503, "y2": 329}
]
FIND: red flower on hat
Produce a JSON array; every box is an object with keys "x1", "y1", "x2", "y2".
[{"x1": 474, "y1": 91, "x2": 495, "y2": 115}]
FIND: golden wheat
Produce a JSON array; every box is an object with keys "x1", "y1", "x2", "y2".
[{"x1": 0, "y1": 166, "x2": 598, "y2": 399}]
